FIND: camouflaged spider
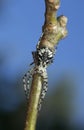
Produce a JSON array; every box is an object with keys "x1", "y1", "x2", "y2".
[{"x1": 23, "y1": 38, "x2": 55, "y2": 111}]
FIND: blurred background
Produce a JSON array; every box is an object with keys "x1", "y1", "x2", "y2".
[{"x1": 0, "y1": 0, "x2": 84, "y2": 130}]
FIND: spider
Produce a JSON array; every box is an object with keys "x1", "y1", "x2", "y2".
[{"x1": 23, "y1": 35, "x2": 56, "y2": 111}]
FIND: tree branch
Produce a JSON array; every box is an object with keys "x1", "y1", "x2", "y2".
[{"x1": 24, "y1": 0, "x2": 68, "y2": 130}]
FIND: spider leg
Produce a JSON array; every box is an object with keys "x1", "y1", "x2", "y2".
[
  {"x1": 38, "y1": 71, "x2": 48, "y2": 111},
  {"x1": 23, "y1": 67, "x2": 34, "y2": 100}
]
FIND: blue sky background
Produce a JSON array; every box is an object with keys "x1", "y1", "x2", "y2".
[{"x1": 0, "y1": 0, "x2": 84, "y2": 125}]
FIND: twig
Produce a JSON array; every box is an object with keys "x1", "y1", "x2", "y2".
[
  {"x1": 24, "y1": 74, "x2": 42, "y2": 130},
  {"x1": 24, "y1": 0, "x2": 68, "y2": 130}
]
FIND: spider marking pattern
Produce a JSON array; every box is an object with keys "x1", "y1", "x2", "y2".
[
  {"x1": 34, "y1": 46, "x2": 55, "y2": 111},
  {"x1": 23, "y1": 34, "x2": 56, "y2": 111}
]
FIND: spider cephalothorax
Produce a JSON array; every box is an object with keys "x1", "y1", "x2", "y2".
[{"x1": 36, "y1": 47, "x2": 55, "y2": 67}]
